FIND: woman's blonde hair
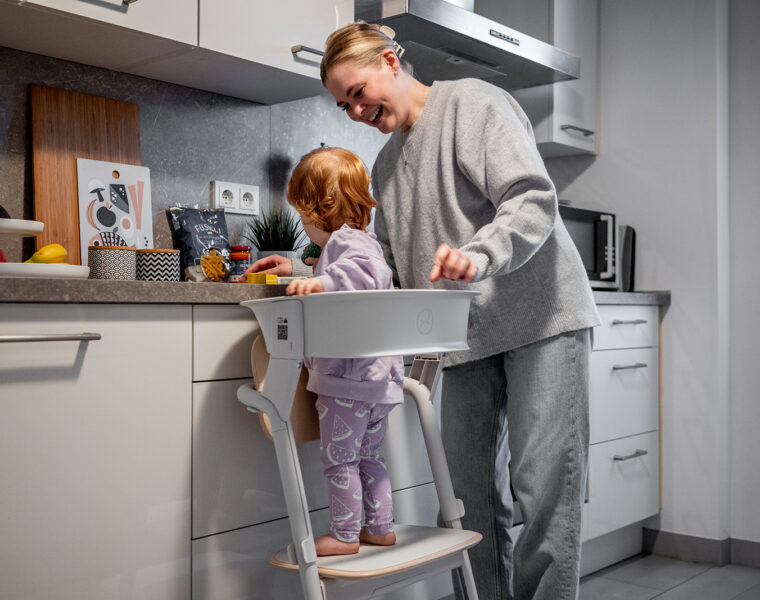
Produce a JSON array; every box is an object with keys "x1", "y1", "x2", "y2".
[
  {"x1": 286, "y1": 147, "x2": 377, "y2": 233},
  {"x1": 320, "y1": 21, "x2": 409, "y2": 84}
]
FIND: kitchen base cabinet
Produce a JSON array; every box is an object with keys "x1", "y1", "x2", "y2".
[
  {"x1": 0, "y1": 304, "x2": 192, "y2": 600},
  {"x1": 191, "y1": 483, "x2": 451, "y2": 600},
  {"x1": 579, "y1": 302, "x2": 662, "y2": 569}
]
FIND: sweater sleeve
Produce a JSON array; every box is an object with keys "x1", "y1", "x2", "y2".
[
  {"x1": 316, "y1": 231, "x2": 393, "y2": 293},
  {"x1": 454, "y1": 91, "x2": 558, "y2": 281},
  {"x1": 291, "y1": 258, "x2": 314, "y2": 277}
]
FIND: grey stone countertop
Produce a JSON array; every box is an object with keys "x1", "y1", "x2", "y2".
[
  {"x1": 593, "y1": 290, "x2": 671, "y2": 305},
  {"x1": 0, "y1": 277, "x2": 671, "y2": 306},
  {"x1": 0, "y1": 277, "x2": 286, "y2": 304}
]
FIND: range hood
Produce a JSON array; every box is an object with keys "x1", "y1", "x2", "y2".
[{"x1": 355, "y1": 0, "x2": 580, "y2": 90}]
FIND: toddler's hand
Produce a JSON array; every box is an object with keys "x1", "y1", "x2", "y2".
[
  {"x1": 286, "y1": 277, "x2": 324, "y2": 297},
  {"x1": 430, "y1": 244, "x2": 478, "y2": 282}
]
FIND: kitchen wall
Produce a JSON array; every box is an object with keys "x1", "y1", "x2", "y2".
[
  {"x1": 548, "y1": 0, "x2": 760, "y2": 549},
  {"x1": 0, "y1": 46, "x2": 271, "y2": 262},
  {"x1": 0, "y1": 45, "x2": 390, "y2": 264},
  {"x1": 728, "y1": 0, "x2": 760, "y2": 547}
]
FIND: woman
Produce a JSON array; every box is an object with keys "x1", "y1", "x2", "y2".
[{"x1": 249, "y1": 22, "x2": 599, "y2": 600}]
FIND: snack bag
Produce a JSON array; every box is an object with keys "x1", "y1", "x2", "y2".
[{"x1": 167, "y1": 206, "x2": 231, "y2": 282}]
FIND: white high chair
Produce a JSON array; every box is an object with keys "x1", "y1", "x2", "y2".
[{"x1": 237, "y1": 289, "x2": 482, "y2": 600}]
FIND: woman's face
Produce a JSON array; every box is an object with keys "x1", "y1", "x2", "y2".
[{"x1": 325, "y1": 52, "x2": 407, "y2": 134}]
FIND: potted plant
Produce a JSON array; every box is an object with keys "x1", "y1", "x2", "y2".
[{"x1": 242, "y1": 205, "x2": 307, "y2": 262}]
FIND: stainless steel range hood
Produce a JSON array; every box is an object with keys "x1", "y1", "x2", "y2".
[{"x1": 355, "y1": 0, "x2": 580, "y2": 90}]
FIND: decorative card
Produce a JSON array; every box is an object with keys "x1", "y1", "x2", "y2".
[{"x1": 76, "y1": 158, "x2": 153, "y2": 265}]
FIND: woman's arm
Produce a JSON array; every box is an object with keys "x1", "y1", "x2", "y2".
[{"x1": 454, "y1": 91, "x2": 557, "y2": 282}]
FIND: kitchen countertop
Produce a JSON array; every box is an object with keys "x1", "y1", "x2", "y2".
[{"x1": 0, "y1": 277, "x2": 671, "y2": 306}]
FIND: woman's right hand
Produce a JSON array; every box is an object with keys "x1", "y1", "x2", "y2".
[{"x1": 244, "y1": 254, "x2": 293, "y2": 276}]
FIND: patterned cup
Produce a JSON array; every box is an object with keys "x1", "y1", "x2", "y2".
[
  {"x1": 136, "y1": 249, "x2": 181, "y2": 281},
  {"x1": 88, "y1": 246, "x2": 137, "y2": 280}
]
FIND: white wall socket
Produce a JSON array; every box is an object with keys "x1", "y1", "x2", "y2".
[
  {"x1": 212, "y1": 181, "x2": 238, "y2": 211},
  {"x1": 211, "y1": 181, "x2": 259, "y2": 215},
  {"x1": 238, "y1": 184, "x2": 259, "y2": 215}
]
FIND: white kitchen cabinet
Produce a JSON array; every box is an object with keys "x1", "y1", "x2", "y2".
[
  {"x1": 0, "y1": 303, "x2": 192, "y2": 600},
  {"x1": 482, "y1": 0, "x2": 600, "y2": 157},
  {"x1": 191, "y1": 483, "x2": 450, "y2": 600},
  {"x1": 0, "y1": 0, "x2": 197, "y2": 76},
  {"x1": 200, "y1": 0, "x2": 353, "y2": 80},
  {"x1": 582, "y1": 303, "x2": 660, "y2": 542},
  {"x1": 585, "y1": 431, "x2": 660, "y2": 540},
  {"x1": 15, "y1": 0, "x2": 197, "y2": 45}
]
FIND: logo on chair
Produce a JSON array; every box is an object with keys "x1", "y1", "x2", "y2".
[{"x1": 416, "y1": 308, "x2": 433, "y2": 335}]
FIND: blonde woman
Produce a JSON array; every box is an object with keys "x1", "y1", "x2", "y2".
[{"x1": 249, "y1": 22, "x2": 599, "y2": 600}]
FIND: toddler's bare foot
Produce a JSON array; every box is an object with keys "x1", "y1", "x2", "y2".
[
  {"x1": 314, "y1": 534, "x2": 360, "y2": 556},
  {"x1": 360, "y1": 528, "x2": 397, "y2": 546}
]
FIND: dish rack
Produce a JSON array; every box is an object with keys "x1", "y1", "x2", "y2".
[{"x1": 237, "y1": 289, "x2": 481, "y2": 600}]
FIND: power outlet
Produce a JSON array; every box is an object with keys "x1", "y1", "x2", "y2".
[
  {"x1": 212, "y1": 181, "x2": 238, "y2": 211},
  {"x1": 238, "y1": 185, "x2": 259, "y2": 215}
]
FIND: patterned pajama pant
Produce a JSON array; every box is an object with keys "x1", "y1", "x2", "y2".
[{"x1": 316, "y1": 395, "x2": 396, "y2": 543}]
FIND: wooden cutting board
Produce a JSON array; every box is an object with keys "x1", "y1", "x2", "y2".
[{"x1": 31, "y1": 84, "x2": 141, "y2": 265}]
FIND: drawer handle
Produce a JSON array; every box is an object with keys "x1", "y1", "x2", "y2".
[
  {"x1": 0, "y1": 333, "x2": 102, "y2": 343},
  {"x1": 291, "y1": 45, "x2": 324, "y2": 58},
  {"x1": 611, "y1": 319, "x2": 648, "y2": 325},
  {"x1": 612, "y1": 362, "x2": 648, "y2": 371},
  {"x1": 613, "y1": 449, "x2": 648, "y2": 461},
  {"x1": 560, "y1": 124, "x2": 595, "y2": 137}
]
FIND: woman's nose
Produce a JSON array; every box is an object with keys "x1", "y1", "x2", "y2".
[{"x1": 349, "y1": 104, "x2": 363, "y2": 121}]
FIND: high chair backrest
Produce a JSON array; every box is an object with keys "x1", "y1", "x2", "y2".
[{"x1": 252, "y1": 333, "x2": 320, "y2": 443}]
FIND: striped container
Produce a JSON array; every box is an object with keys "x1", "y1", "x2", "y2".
[
  {"x1": 136, "y1": 249, "x2": 181, "y2": 281},
  {"x1": 88, "y1": 246, "x2": 136, "y2": 280}
]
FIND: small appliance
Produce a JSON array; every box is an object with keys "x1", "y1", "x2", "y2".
[{"x1": 558, "y1": 204, "x2": 619, "y2": 290}]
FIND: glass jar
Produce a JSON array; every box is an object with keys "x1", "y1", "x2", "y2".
[{"x1": 228, "y1": 245, "x2": 252, "y2": 282}]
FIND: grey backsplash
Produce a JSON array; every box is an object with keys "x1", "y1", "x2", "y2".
[
  {"x1": 0, "y1": 46, "x2": 382, "y2": 263},
  {"x1": 1, "y1": 44, "x2": 581, "y2": 264}
]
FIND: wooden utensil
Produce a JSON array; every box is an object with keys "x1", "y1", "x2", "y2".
[{"x1": 31, "y1": 84, "x2": 141, "y2": 265}]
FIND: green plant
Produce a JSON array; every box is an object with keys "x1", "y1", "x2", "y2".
[{"x1": 242, "y1": 205, "x2": 307, "y2": 252}]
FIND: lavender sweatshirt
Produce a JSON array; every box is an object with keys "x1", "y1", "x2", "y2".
[{"x1": 304, "y1": 225, "x2": 404, "y2": 404}]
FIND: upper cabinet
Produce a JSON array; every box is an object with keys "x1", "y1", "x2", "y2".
[
  {"x1": 18, "y1": 0, "x2": 197, "y2": 44},
  {"x1": 477, "y1": 0, "x2": 601, "y2": 157},
  {"x1": 0, "y1": 0, "x2": 197, "y2": 71},
  {"x1": 181, "y1": 0, "x2": 354, "y2": 103},
  {"x1": 200, "y1": 0, "x2": 353, "y2": 79},
  {"x1": 0, "y1": 0, "x2": 353, "y2": 104}
]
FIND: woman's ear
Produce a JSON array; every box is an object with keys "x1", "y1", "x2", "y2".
[{"x1": 381, "y1": 49, "x2": 400, "y2": 74}]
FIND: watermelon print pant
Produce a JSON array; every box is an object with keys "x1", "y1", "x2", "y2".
[{"x1": 316, "y1": 395, "x2": 396, "y2": 543}]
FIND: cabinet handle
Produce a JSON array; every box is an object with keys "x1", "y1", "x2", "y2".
[
  {"x1": 560, "y1": 124, "x2": 595, "y2": 137},
  {"x1": 291, "y1": 45, "x2": 324, "y2": 58},
  {"x1": 0, "y1": 333, "x2": 102, "y2": 343},
  {"x1": 611, "y1": 319, "x2": 648, "y2": 325},
  {"x1": 122, "y1": 0, "x2": 138, "y2": 4},
  {"x1": 613, "y1": 449, "x2": 648, "y2": 461},
  {"x1": 612, "y1": 362, "x2": 648, "y2": 371}
]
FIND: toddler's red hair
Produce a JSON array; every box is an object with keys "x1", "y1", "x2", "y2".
[{"x1": 287, "y1": 147, "x2": 377, "y2": 232}]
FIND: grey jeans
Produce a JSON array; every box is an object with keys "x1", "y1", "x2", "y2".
[{"x1": 442, "y1": 328, "x2": 591, "y2": 600}]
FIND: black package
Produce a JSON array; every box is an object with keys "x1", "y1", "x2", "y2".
[{"x1": 167, "y1": 206, "x2": 231, "y2": 282}]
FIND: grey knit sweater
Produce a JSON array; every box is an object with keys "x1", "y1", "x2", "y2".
[{"x1": 371, "y1": 78, "x2": 599, "y2": 367}]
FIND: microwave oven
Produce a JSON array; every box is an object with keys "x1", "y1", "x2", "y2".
[{"x1": 558, "y1": 204, "x2": 619, "y2": 290}]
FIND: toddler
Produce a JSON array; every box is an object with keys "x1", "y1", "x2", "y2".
[{"x1": 285, "y1": 147, "x2": 404, "y2": 557}]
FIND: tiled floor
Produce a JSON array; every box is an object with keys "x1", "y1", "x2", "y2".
[{"x1": 581, "y1": 554, "x2": 760, "y2": 600}]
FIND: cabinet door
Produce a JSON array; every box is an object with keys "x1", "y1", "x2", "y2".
[
  {"x1": 192, "y1": 378, "x2": 434, "y2": 539},
  {"x1": 20, "y1": 0, "x2": 197, "y2": 44},
  {"x1": 589, "y1": 346, "x2": 659, "y2": 444},
  {"x1": 199, "y1": 0, "x2": 353, "y2": 79},
  {"x1": 0, "y1": 303, "x2": 192, "y2": 600},
  {"x1": 191, "y1": 483, "x2": 449, "y2": 600},
  {"x1": 511, "y1": 0, "x2": 599, "y2": 157},
  {"x1": 585, "y1": 431, "x2": 659, "y2": 540}
]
